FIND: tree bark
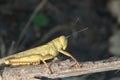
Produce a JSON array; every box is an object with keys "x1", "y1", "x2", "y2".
[{"x1": 0, "y1": 57, "x2": 120, "y2": 80}]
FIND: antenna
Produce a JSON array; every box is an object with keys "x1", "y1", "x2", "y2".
[{"x1": 66, "y1": 27, "x2": 88, "y2": 38}]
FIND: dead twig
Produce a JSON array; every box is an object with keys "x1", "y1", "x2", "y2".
[
  {"x1": 31, "y1": 18, "x2": 80, "y2": 47},
  {"x1": 0, "y1": 57, "x2": 120, "y2": 80},
  {"x1": 0, "y1": 36, "x2": 6, "y2": 57},
  {"x1": 14, "y1": 0, "x2": 47, "y2": 50}
]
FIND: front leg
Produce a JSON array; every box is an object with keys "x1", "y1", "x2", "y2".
[{"x1": 58, "y1": 49, "x2": 81, "y2": 67}]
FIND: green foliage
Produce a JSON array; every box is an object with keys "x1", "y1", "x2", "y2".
[{"x1": 32, "y1": 13, "x2": 49, "y2": 27}]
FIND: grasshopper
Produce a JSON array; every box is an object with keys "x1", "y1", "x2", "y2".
[{"x1": 4, "y1": 28, "x2": 88, "y2": 73}]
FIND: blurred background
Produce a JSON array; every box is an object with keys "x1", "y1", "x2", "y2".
[{"x1": 0, "y1": 0, "x2": 120, "y2": 80}]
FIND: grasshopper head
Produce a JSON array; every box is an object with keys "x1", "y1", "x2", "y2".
[{"x1": 59, "y1": 36, "x2": 68, "y2": 50}]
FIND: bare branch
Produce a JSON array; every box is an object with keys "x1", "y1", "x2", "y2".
[
  {"x1": 0, "y1": 57, "x2": 120, "y2": 80},
  {"x1": 14, "y1": 0, "x2": 47, "y2": 49}
]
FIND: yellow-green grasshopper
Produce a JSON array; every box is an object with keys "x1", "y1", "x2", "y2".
[{"x1": 4, "y1": 27, "x2": 88, "y2": 73}]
